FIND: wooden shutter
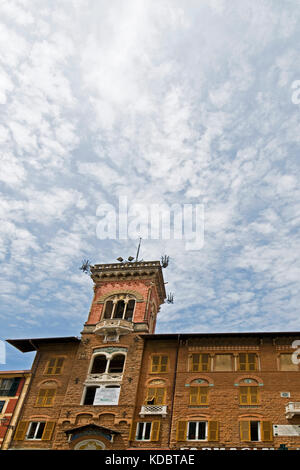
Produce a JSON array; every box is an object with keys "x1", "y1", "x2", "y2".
[
  {"x1": 36, "y1": 389, "x2": 47, "y2": 406},
  {"x1": 249, "y1": 386, "x2": 258, "y2": 404},
  {"x1": 238, "y1": 354, "x2": 247, "y2": 371},
  {"x1": 151, "y1": 356, "x2": 160, "y2": 372},
  {"x1": 36, "y1": 389, "x2": 56, "y2": 406},
  {"x1": 146, "y1": 387, "x2": 156, "y2": 404},
  {"x1": 199, "y1": 386, "x2": 208, "y2": 404},
  {"x1": 8, "y1": 377, "x2": 21, "y2": 396},
  {"x1": 14, "y1": 421, "x2": 28, "y2": 440},
  {"x1": 176, "y1": 421, "x2": 187, "y2": 441},
  {"x1": 160, "y1": 356, "x2": 168, "y2": 372},
  {"x1": 248, "y1": 354, "x2": 257, "y2": 371},
  {"x1": 41, "y1": 421, "x2": 55, "y2": 441},
  {"x1": 208, "y1": 421, "x2": 219, "y2": 441},
  {"x1": 150, "y1": 421, "x2": 160, "y2": 441},
  {"x1": 129, "y1": 421, "x2": 137, "y2": 441},
  {"x1": 261, "y1": 421, "x2": 273, "y2": 441},
  {"x1": 190, "y1": 354, "x2": 200, "y2": 372},
  {"x1": 45, "y1": 358, "x2": 56, "y2": 374},
  {"x1": 155, "y1": 388, "x2": 166, "y2": 405},
  {"x1": 201, "y1": 354, "x2": 209, "y2": 371},
  {"x1": 189, "y1": 387, "x2": 199, "y2": 405},
  {"x1": 240, "y1": 421, "x2": 250, "y2": 441},
  {"x1": 54, "y1": 358, "x2": 64, "y2": 374},
  {"x1": 239, "y1": 387, "x2": 249, "y2": 405}
]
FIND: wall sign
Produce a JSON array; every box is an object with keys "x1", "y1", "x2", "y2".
[{"x1": 93, "y1": 387, "x2": 120, "y2": 406}]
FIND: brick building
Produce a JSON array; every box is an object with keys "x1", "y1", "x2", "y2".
[
  {"x1": 0, "y1": 370, "x2": 31, "y2": 450},
  {"x1": 6, "y1": 260, "x2": 300, "y2": 450}
]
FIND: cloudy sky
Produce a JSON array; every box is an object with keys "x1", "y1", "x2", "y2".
[{"x1": 1, "y1": 0, "x2": 300, "y2": 370}]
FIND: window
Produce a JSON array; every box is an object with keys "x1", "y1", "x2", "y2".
[
  {"x1": 187, "y1": 421, "x2": 207, "y2": 440},
  {"x1": 189, "y1": 354, "x2": 210, "y2": 372},
  {"x1": 102, "y1": 295, "x2": 136, "y2": 321},
  {"x1": 145, "y1": 387, "x2": 166, "y2": 405},
  {"x1": 239, "y1": 386, "x2": 259, "y2": 405},
  {"x1": 176, "y1": 421, "x2": 219, "y2": 442},
  {"x1": 14, "y1": 421, "x2": 55, "y2": 441},
  {"x1": 189, "y1": 386, "x2": 209, "y2": 405},
  {"x1": 0, "y1": 378, "x2": 20, "y2": 397},
  {"x1": 91, "y1": 355, "x2": 107, "y2": 374},
  {"x1": 44, "y1": 358, "x2": 64, "y2": 375},
  {"x1": 130, "y1": 421, "x2": 160, "y2": 442},
  {"x1": 83, "y1": 385, "x2": 121, "y2": 405},
  {"x1": 238, "y1": 353, "x2": 257, "y2": 371},
  {"x1": 0, "y1": 400, "x2": 5, "y2": 413},
  {"x1": 27, "y1": 422, "x2": 46, "y2": 440},
  {"x1": 214, "y1": 354, "x2": 233, "y2": 371},
  {"x1": 240, "y1": 420, "x2": 272, "y2": 442},
  {"x1": 35, "y1": 389, "x2": 56, "y2": 407},
  {"x1": 151, "y1": 355, "x2": 168, "y2": 373},
  {"x1": 279, "y1": 353, "x2": 299, "y2": 371},
  {"x1": 90, "y1": 353, "x2": 125, "y2": 374}
]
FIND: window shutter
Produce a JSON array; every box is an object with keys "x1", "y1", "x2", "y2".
[
  {"x1": 208, "y1": 421, "x2": 219, "y2": 441},
  {"x1": 8, "y1": 377, "x2": 20, "y2": 396},
  {"x1": 239, "y1": 387, "x2": 249, "y2": 405},
  {"x1": 150, "y1": 421, "x2": 160, "y2": 441},
  {"x1": 248, "y1": 354, "x2": 257, "y2": 371},
  {"x1": 36, "y1": 389, "x2": 47, "y2": 406},
  {"x1": 189, "y1": 387, "x2": 198, "y2": 405},
  {"x1": 199, "y1": 387, "x2": 208, "y2": 404},
  {"x1": 45, "y1": 389, "x2": 56, "y2": 406},
  {"x1": 156, "y1": 388, "x2": 166, "y2": 405},
  {"x1": 45, "y1": 358, "x2": 56, "y2": 374},
  {"x1": 146, "y1": 388, "x2": 156, "y2": 404},
  {"x1": 201, "y1": 354, "x2": 209, "y2": 371},
  {"x1": 191, "y1": 354, "x2": 200, "y2": 372},
  {"x1": 240, "y1": 421, "x2": 250, "y2": 441},
  {"x1": 14, "y1": 421, "x2": 28, "y2": 440},
  {"x1": 238, "y1": 354, "x2": 247, "y2": 371},
  {"x1": 129, "y1": 421, "x2": 137, "y2": 441},
  {"x1": 151, "y1": 356, "x2": 160, "y2": 372},
  {"x1": 41, "y1": 421, "x2": 55, "y2": 441},
  {"x1": 160, "y1": 356, "x2": 168, "y2": 372},
  {"x1": 261, "y1": 421, "x2": 273, "y2": 441},
  {"x1": 54, "y1": 358, "x2": 64, "y2": 374},
  {"x1": 249, "y1": 386, "x2": 258, "y2": 404},
  {"x1": 176, "y1": 421, "x2": 187, "y2": 441}
]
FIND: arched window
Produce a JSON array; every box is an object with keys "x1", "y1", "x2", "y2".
[
  {"x1": 90, "y1": 353, "x2": 126, "y2": 375},
  {"x1": 108, "y1": 355, "x2": 125, "y2": 373},
  {"x1": 102, "y1": 295, "x2": 136, "y2": 321},
  {"x1": 189, "y1": 379, "x2": 209, "y2": 405},
  {"x1": 239, "y1": 378, "x2": 260, "y2": 405},
  {"x1": 91, "y1": 355, "x2": 107, "y2": 374}
]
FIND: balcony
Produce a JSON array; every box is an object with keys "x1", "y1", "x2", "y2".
[
  {"x1": 139, "y1": 405, "x2": 168, "y2": 418},
  {"x1": 85, "y1": 373, "x2": 123, "y2": 386},
  {"x1": 94, "y1": 319, "x2": 134, "y2": 342},
  {"x1": 286, "y1": 402, "x2": 300, "y2": 419}
]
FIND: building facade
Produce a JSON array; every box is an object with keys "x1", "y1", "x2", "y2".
[
  {"x1": 0, "y1": 370, "x2": 31, "y2": 450},
  {"x1": 6, "y1": 260, "x2": 300, "y2": 450}
]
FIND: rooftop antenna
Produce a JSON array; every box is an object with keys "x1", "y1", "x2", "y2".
[{"x1": 135, "y1": 237, "x2": 142, "y2": 262}]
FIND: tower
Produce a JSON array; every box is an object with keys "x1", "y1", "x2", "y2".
[{"x1": 82, "y1": 260, "x2": 167, "y2": 341}]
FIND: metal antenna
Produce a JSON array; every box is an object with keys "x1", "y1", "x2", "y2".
[{"x1": 135, "y1": 237, "x2": 142, "y2": 262}]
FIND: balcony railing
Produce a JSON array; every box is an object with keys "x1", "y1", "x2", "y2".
[
  {"x1": 85, "y1": 373, "x2": 123, "y2": 385},
  {"x1": 286, "y1": 402, "x2": 300, "y2": 419},
  {"x1": 139, "y1": 405, "x2": 167, "y2": 418},
  {"x1": 94, "y1": 319, "x2": 134, "y2": 340}
]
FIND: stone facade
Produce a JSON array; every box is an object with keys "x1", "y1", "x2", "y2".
[{"x1": 6, "y1": 260, "x2": 300, "y2": 450}]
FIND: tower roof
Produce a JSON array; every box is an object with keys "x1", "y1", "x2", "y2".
[{"x1": 90, "y1": 260, "x2": 166, "y2": 303}]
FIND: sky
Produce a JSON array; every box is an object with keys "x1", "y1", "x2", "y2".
[{"x1": 1, "y1": 0, "x2": 300, "y2": 370}]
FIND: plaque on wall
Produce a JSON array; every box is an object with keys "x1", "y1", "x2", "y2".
[{"x1": 273, "y1": 425, "x2": 300, "y2": 436}]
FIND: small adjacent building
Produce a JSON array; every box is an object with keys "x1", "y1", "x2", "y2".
[
  {"x1": 0, "y1": 370, "x2": 31, "y2": 450},
  {"x1": 5, "y1": 260, "x2": 300, "y2": 450}
]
